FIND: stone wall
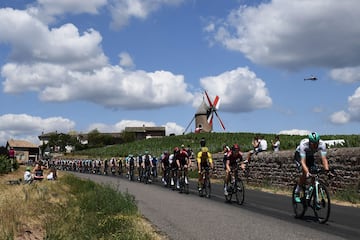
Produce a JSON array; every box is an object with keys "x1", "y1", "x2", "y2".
[{"x1": 208, "y1": 147, "x2": 360, "y2": 192}]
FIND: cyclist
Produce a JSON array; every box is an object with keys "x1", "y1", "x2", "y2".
[
  {"x1": 117, "y1": 157, "x2": 123, "y2": 175},
  {"x1": 161, "y1": 150, "x2": 170, "y2": 185},
  {"x1": 175, "y1": 145, "x2": 190, "y2": 189},
  {"x1": 142, "y1": 150, "x2": 154, "y2": 182},
  {"x1": 224, "y1": 144, "x2": 243, "y2": 196},
  {"x1": 169, "y1": 147, "x2": 179, "y2": 188},
  {"x1": 222, "y1": 144, "x2": 231, "y2": 170},
  {"x1": 196, "y1": 147, "x2": 214, "y2": 191},
  {"x1": 151, "y1": 155, "x2": 158, "y2": 178},
  {"x1": 126, "y1": 154, "x2": 136, "y2": 180},
  {"x1": 137, "y1": 154, "x2": 143, "y2": 181},
  {"x1": 293, "y1": 132, "x2": 331, "y2": 203},
  {"x1": 103, "y1": 159, "x2": 109, "y2": 175},
  {"x1": 110, "y1": 157, "x2": 117, "y2": 175}
]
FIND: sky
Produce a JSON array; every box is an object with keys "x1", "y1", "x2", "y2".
[{"x1": 1, "y1": 0, "x2": 360, "y2": 146}]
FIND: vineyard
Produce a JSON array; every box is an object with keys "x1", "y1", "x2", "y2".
[{"x1": 72, "y1": 132, "x2": 360, "y2": 158}]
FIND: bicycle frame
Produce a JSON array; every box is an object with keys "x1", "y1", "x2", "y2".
[
  {"x1": 199, "y1": 167, "x2": 211, "y2": 198},
  {"x1": 178, "y1": 167, "x2": 189, "y2": 194}
]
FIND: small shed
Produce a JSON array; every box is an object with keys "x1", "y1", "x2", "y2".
[{"x1": 6, "y1": 139, "x2": 39, "y2": 164}]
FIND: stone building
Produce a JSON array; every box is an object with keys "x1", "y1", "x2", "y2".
[{"x1": 6, "y1": 139, "x2": 39, "y2": 164}]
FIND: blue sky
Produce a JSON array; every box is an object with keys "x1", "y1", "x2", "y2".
[{"x1": 1, "y1": 0, "x2": 360, "y2": 146}]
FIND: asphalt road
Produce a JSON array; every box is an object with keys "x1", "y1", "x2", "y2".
[{"x1": 72, "y1": 173, "x2": 360, "y2": 240}]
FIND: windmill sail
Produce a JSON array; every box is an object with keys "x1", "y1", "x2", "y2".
[{"x1": 204, "y1": 91, "x2": 226, "y2": 131}]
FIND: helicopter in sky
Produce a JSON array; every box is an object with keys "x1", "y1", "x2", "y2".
[{"x1": 304, "y1": 75, "x2": 318, "y2": 81}]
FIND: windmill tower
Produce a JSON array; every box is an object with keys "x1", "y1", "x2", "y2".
[
  {"x1": 184, "y1": 91, "x2": 226, "y2": 133},
  {"x1": 194, "y1": 98, "x2": 212, "y2": 133}
]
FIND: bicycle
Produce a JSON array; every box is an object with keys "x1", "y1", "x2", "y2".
[
  {"x1": 198, "y1": 167, "x2": 211, "y2": 198},
  {"x1": 142, "y1": 165, "x2": 153, "y2": 184},
  {"x1": 110, "y1": 166, "x2": 116, "y2": 176},
  {"x1": 162, "y1": 166, "x2": 171, "y2": 187},
  {"x1": 178, "y1": 167, "x2": 189, "y2": 194},
  {"x1": 170, "y1": 167, "x2": 178, "y2": 191},
  {"x1": 128, "y1": 165, "x2": 135, "y2": 181},
  {"x1": 225, "y1": 167, "x2": 245, "y2": 205},
  {"x1": 292, "y1": 167, "x2": 333, "y2": 224}
]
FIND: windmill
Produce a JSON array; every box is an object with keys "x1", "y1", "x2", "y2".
[{"x1": 183, "y1": 90, "x2": 226, "y2": 133}]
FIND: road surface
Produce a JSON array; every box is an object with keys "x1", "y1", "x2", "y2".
[{"x1": 73, "y1": 173, "x2": 360, "y2": 240}]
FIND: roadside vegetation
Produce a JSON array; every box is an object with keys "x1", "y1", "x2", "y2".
[
  {"x1": 73, "y1": 132, "x2": 360, "y2": 158},
  {"x1": 0, "y1": 167, "x2": 166, "y2": 240}
]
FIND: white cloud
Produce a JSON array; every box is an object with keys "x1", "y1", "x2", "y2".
[
  {"x1": 0, "y1": 114, "x2": 75, "y2": 146},
  {"x1": 109, "y1": 0, "x2": 184, "y2": 30},
  {"x1": 198, "y1": 67, "x2": 272, "y2": 112},
  {"x1": 0, "y1": 115, "x2": 185, "y2": 146},
  {"x1": 330, "y1": 66, "x2": 360, "y2": 83},
  {"x1": 28, "y1": 0, "x2": 107, "y2": 24},
  {"x1": 279, "y1": 129, "x2": 310, "y2": 136},
  {"x1": 119, "y1": 52, "x2": 135, "y2": 69},
  {"x1": 31, "y1": 66, "x2": 193, "y2": 109},
  {"x1": 87, "y1": 120, "x2": 184, "y2": 136},
  {"x1": 0, "y1": 9, "x2": 107, "y2": 70},
  {"x1": 330, "y1": 87, "x2": 360, "y2": 124},
  {"x1": 330, "y1": 111, "x2": 351, "y2": 124},
  {"x1": 88, "y1": 120, "x2": 155, "y2": 133},
  {"x1": 0, "y1": 9, "x2": 193, "y2": 109},
  {"x1": 207, "y1": 0, "x2": 360, "y2": 70},
  {"x1": 347, "y1": 87, "x2": 360, "y2": 120},
  {"x1": 164, "y1": 122, "x2": 184, "y2": 135}
]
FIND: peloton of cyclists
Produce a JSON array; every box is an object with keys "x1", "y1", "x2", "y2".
[
  {"x1": 224, "y1": 144, "x2": 244, "y2": 196},
  {"x1": 196, "y1": 146, "x2": 214, "y2": 191},
  {"x1": 293, "y1": 132, "x2": 332, "y2": 202}
]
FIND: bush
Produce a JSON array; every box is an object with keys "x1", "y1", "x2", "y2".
[{"x1": 0, "y1": 155, "x2": 12, "y2": 174}]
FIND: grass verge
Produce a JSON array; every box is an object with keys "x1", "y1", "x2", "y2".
[{"x1": 0, "y1": 167, "x2": 167, "y2": 240}]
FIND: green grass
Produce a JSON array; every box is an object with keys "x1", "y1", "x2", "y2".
[
  {"x1": 73, "y1": 132, "x2": 360, "y2": 158},
  {"x1": 333, "y1": 187, "x2": 360, "y2": 205},
  {"x1": 45, "y1": 175, "x2": 153, "y2": 240},
  {"x1": 0, "y1": 169, "x2": 164, "y2": 240}
]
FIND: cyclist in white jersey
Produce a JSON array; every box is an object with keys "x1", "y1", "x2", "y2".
[{"x1": 293, "y1": 132, "x2": 330, "y2": 202}]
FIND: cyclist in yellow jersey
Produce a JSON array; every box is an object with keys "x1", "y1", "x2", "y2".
[{"x1": 196, "y1": 147, "x2": 214, "y2": 191}]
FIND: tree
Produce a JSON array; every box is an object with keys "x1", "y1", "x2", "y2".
[{"x1": 0, "y1": 155, "x2": 12, "y2": 174}]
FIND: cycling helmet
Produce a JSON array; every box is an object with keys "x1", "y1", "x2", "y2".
[
  {"x1": 232, "y1": 144, "x2": 240, "y2": 150},
  {"x1": 308, "y1": 132, "x2": 320, "y2": 143}
]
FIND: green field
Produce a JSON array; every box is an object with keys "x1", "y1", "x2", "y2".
[{"x1": 73, "y1": 132, "x2": 360, "y2": 158}]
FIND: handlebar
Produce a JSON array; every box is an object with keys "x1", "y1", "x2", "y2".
[{"x1": 309, "y1": 167, "x2": 336, "y2": 178}]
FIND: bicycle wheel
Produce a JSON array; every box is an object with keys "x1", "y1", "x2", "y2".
[
  {"x1": 292, "y1": 184, "x2": 306, "y2": 218},
  {"x1": 184, "y1": 176, "x2": 189, "y2": 194},
  {"x1": 204, "y1": 177, "x2": 211, "y2": 198},
  {"x1": 313, "y1": 182, "x2": 331, "y2": 224},
  {"x1": 235, "y1": 178, "x2": 245, "y2": 205},
  {"x1": 225, "y1": 185, "x2": 232, "y2": 202}
]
